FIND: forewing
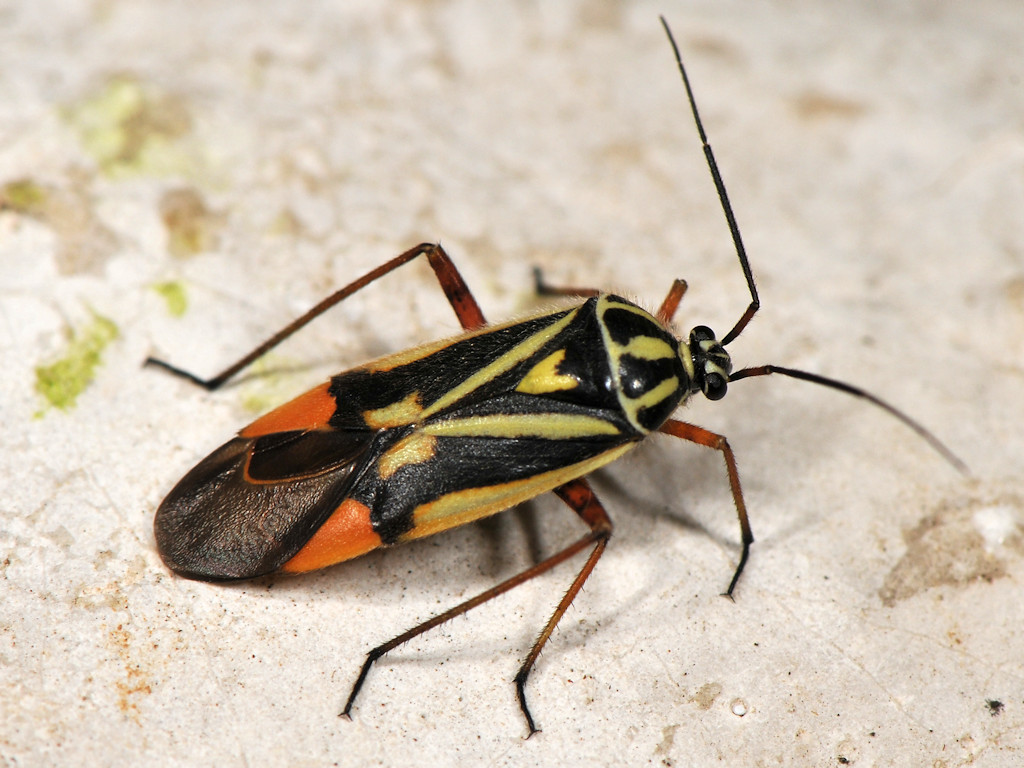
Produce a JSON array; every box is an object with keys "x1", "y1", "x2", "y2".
[{"x1": 154, "y1": 428, "x2": 374, "y2": 581}]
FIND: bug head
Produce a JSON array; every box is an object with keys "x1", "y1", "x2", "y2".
[{"x1": 686, "y1": 325, "x2": 732, "y2": 401}]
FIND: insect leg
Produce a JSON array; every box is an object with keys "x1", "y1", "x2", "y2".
[
  {"x1": 655, "y1": 278, "x2": 688, "y2": 323},
  {"x1": 658, "y1": 418, "x2": 753, "y2": 597},
  {"x1": 146, "y1": 242, "x2": 486, "y2": 389},
  {"x1": 342, "y1": 477, "x2": 611, "y2": 737},
  {"x1": 535, "y1": 267, "x2": 687, "y2": 326},
  {"x1": 515, "y1": 477, "x2": 611, "y2": 735},
  {"x1": 532, "y1": 266, "x2": 601, "y2": 298}
]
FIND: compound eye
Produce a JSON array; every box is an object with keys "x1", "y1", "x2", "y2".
[
  {"x1": 703, "y1": 371, "x2": 728, "y2": 401},
  {"x1": 690, "y1": 325, "x2": 716, "y2": 343}
]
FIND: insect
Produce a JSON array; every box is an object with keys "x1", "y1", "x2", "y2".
[{"x1": 148, "y1": 18, "x2": 966, "y2": 735}]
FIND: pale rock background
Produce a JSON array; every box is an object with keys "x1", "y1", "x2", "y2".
[{"x1": 2, "y1": 1, "x2": 1022, "y2": 766}]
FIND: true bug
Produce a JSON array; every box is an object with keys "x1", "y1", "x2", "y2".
[{"x1": 148, "y1": 18, "x2": 966, "y2": 735}]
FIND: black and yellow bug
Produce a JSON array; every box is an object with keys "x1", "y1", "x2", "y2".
[{"x1": 148, "y1": 19, "x2": 965, "y2": 735}]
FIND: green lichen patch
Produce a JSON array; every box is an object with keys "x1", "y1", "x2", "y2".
[
  {"x1": 35, "y1": 313, "x2": 119, "y2": 413},
  {"x1": 151, "y1": 280, "x2": 188, "y2": 317},
  {"x1": 63, "y1": 75, "x2": 193, "y2": 178},
  {"x1": 0, "y1": 178, "x2": 51, "y2": 215}
]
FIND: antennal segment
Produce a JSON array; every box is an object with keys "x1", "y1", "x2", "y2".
[
  {"x1": 730, "y1": 364, "x2": 970, "y2": 474},
  {"x1": 659, "y1": 16, "x2": 759, "y2": 346}
]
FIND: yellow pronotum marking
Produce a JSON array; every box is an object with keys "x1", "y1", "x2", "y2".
[
  {"x1": 620, "y1": 335, "x2": 675, "y2": 361},
  {"x1": 629, "y1": 376, "x2": 680, "y2": 411},
  {"x1": 377, "y1": 432, "x2": 437, "y2": 480},
  {"x1": 407, "y1": 443, "x2": 636, "y2": 540},
  {"x1": 596, "y1": 296, "x2": 682, "y2": 433},
  {"x1": 420, "y1": 309, "x2": 579, "y2": 418},
  {"x1": 362, "y1": 391, "x2": 423, "y2": 429},
  {"x1": 516, "y1": 349, "x2": 579, "y2": 395},
  {"x1": 422, "y1": 413, "x2": 619, "y2": 440},
  {"x1": 601, "y1": 297, "x2": 656, "y2": 319}
]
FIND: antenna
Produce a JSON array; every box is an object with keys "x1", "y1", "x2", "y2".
[
  {"x1": 660, "y1": 16, "x2": 758, "y2": 346},
  {"x1": 660, "y1": 17, "x2": 968, "y2": 475}
]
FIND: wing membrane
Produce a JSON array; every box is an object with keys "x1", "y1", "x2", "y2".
[{"x1": 155, "y1": 430, "x2": 374, "y2": 580}]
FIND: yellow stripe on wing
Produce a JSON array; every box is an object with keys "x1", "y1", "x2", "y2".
[
  {"x1": 406, "y1": 443, "x2": 636, "y2": 540},
  {"x1": 422, "y1": 413, "x2": 620, "y2": 440},
  {"x1": 420, "y1": 309, "x2": 579, "y2": 418}
]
